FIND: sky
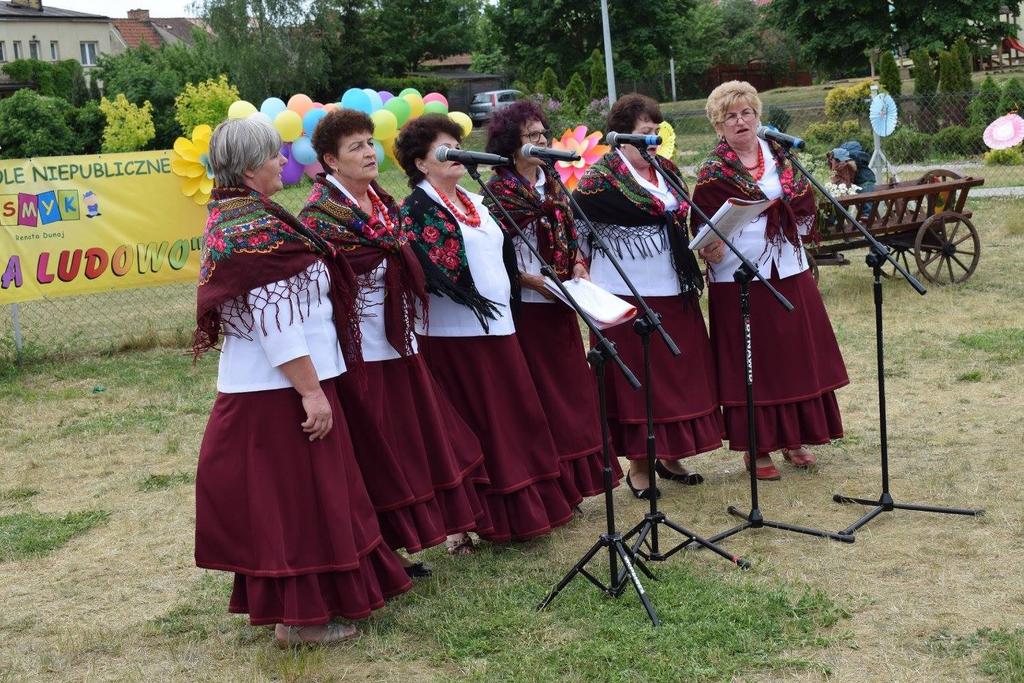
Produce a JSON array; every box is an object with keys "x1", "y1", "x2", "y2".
[{"x1": 49, "y1": 0, "x2": 199, "y2": 18}]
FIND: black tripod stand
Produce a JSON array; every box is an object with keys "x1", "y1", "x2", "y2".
[
  {"x1": 462, "y1": 163, "x2": 660, "y2": 625},
  {"x1": 780, "y1": 151, "x2": 985, "y2": 534},
  {"x1": 634, "y1": 148, "x2": 853, "y2": 547},
  {"x1": 540, "y1": 159, "x2": 749, "y2": 573}
]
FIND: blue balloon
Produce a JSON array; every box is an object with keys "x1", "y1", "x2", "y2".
[
  {"x1": 291, "y1": 136, "x2": 317, "y2": 166},
  {"x1": 303, "y1": 108, "x2": 327, "y2": 135},
  {"x1": 260, "y1": 97, "x2": 287, "y2": 119},
  {"x1": 340, "y1": 87, "x2": 373, "y2": 114},
  {"x1": 373, "y1": 140, "x2": 384, "y2": 165},
  {"x1": 363, "y1": 88, "x2": 383, "y2": 113}
]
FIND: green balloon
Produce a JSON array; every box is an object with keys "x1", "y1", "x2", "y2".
[
  {"x1": 423, "y1": 100, "x2": 448, "y2": 115},
  {"x1": 399, "y1": 87, "x2": 422, "y2": 98},
  {"x1": 385, "y1": 96, "x2": 412, "y2": 126}
]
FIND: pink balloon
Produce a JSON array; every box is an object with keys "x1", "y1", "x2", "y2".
[
  {"x1": 423, "y1": 92, "x2": 448, "y2": 108},
  {"x1": 303, "y1": 161, "x2": 324, "y2": 179},
  {"x1": 323, "y1": 103, "x2": 339, "y2": 112},
  {"x1": 379, "y1": 90, "x2": 394, "y2": 104},
  {"x1": 281, "y1": 154, "x2": 304, "y2": 185},
  {"x1": 312, "y1": 102, "x2": 324, "y2": 109}
]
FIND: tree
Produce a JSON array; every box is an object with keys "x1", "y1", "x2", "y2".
[
  {"x1": 175, "y1": 75, "x2": 240, "y2": 137},
  {"x1": 366, "y1": 0, "x2": 482, "y2": 75},
  {"x1": 588, "y1": 49, "x2": 606, "y2": 101},
  {"x1": 911, "y1": 49, "x2": 937, "y2": 96},
  {"x1": 66, "y1": 101, "x2": 106, "y2": 154},
  {"x1": 968, "y1": 75, "x2": 1001, "y2": 125},
  {"x1": 563, "y1": 71, "x2": 588, "y2": 111},
  {"x1": 768, "y1": 0, "x2": 1021, "y2": 77},
  {"x1": 951, "y1": 36, "x2": 973, "y2": 92},
  {"x1": 535, "y1": 66, "x2": 560, "y2": 98},
  {"x1": 878, "y1": 51, "x2": 901, "y2": 98},
  {"x1": 484, "y1": 0, "x2": 691, "y2": 87},
  {"x1": 99, "y1": 94, "x2": 156, "y2": 153},
  {"x1": 1000, "y1": 77, "x2": 1024, "y2": 115},
  {"x1": 1, "y1": 59, "x2": 89, "y2": 105},
  {"x1": 938, "y1": 50, "x2": 959, "y2": 93},
  {"x1": 0, "y1": 89, "x2": 76, "y2": 159}
]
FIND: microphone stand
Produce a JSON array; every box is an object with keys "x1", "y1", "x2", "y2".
[
  {"x1": 779, "y1": 147, "x2": 984, "y2": 535},
  {"x1": 460, "y1": 162, "x2": 660, "y2": 626},
  {"x1": 635, "y1": 146, "x2": 853, "y2": 549},
  {"x1": 537, "y1": 157, "x2": 751, "y2": 580}
]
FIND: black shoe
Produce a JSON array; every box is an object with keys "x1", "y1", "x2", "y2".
[
  {"x1": 654, "y1": 461, "x2": 704, "y2": 486},
  {"x1": 626, "y1": 473, "x2": 661, "y2": 500},
  {"x1": 403, "y1": 561, "x2": 433, "y2": 579}
]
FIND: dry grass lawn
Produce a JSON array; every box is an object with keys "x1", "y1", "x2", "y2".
[{"x1": 1, "y1": 198, "x2": 1023, "y2": 681}]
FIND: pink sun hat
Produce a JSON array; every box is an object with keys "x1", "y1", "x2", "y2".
[{"x1": 983, "y1": 113, "x2": 1024, "y2": 150}]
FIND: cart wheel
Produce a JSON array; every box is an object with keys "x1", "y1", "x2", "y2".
[
  {"x1": 914, "y1": 211, "x2": 981, "y2": 285},
  {"x1": 879, "y1": 244, "x2": 915, "y2": 280},
  {"x1": 807, "y1": 254, "x2": 819, "y2": 282}
]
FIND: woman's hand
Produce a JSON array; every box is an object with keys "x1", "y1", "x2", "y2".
[
  {"x1": 299, "y1": 387, "x2": 333, "y2": 441},
  {"x1": 572, "y1": 261, "x2": 590, "y2": 281},
  {"x1": 520, "y1": 272, "x2": 556, "y2": 300},
  {"x1": 699, "y1": 239, "x2": 726, "y2": 264}
]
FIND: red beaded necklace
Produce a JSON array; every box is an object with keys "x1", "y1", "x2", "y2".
[
  {"x1": 431, "y1": 183, "x2": 481, "y2": 227},
  {"x1": 367, "y1": 186, "x2": 396, "y2": 234},
  {"x1": 743, "y1": 144, "x2": 765, "y2": 181}
]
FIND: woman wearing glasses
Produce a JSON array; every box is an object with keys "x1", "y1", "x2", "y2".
[
  {"x1": 483, "y1": 100, "x2": 621, "y2": 499},
  {"x1": 691, "y1": 80, "x2": 848, "y2": 481},
  {"x1": 573, "y1": 94, "x2": 722, "y2": 501}
]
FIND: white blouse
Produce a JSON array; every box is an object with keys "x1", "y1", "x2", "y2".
[
  {"x1": 216, "y1": 260, "x2": 346, "y2": 393},
  {"x1": 327, "y1": 175, "x2": 414, "y2": 361},
  {"x1": 586, "y1": 150, "x2": 682, "y2": 297},
  {"x1": 414, "y1": 181, "x2": 516, "y2": 337},
  {"x1": 514, "y1": 168, "x2": 554, "y2": 305},
  {"x1": 708, "y1": 137, "x2": 811, "y2": 283}
]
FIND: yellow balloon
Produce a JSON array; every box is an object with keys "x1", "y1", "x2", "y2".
[
  {"x1": 274, "y1": 110, "x2": 303, "y2": 142},
  {"x1": 448, "y1": 111, "x2": 473, "y2": 138},
  {"x1": 227, "y1": 100, "x2": 257, "y2": 120},
  {"x1": 381, "y1": 135, "x2": 397, "y2": 162},
  {"x1": 371, "y1": 109, "x2": 399, "y2": 140},
  {"x1": 403, "y1": 93, "x2": 425, "y2": 119}
]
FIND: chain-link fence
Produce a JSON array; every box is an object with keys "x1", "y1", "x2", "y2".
[
  {"x1": 665, "y1": 90, "x2": 1024, "y2": 191},
  {"x1": 5, "y1": 90, "x2": 1023, "y2": 365}
]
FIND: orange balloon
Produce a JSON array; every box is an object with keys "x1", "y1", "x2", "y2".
[
  {"x1": 323, "y1": 103, "x2": 339, "y2": 113},
  {"x1": 287, "y1": 93, "x2": 314, "y2": 116}
]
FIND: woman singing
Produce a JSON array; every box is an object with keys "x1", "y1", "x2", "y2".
[
  {"x1": 691, "y1": 80, "x2": 848, "y2": 480},
  {"x1": 483, "y1": 99, "x2": 621, "y2": 498},
  {"x1": 573, "y1": 94, "x2": 722, "y2": 500},
  {"x1": 396, "y1": 114, "x2": 582, "y2": 542},
  {"x1": 300, "y1": 109, "x2": 493, "y2": 560},
  {"x1": 193, "y1": 117, "x2": 410, "y2": 646}
]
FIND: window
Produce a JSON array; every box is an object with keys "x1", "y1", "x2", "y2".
[
  {"x1": 0, "y1": 42, "x2": 6, "y2": 63},
  {"x1": 50, "y1": 41, "x2": 59, "y2": 61},
  {"x1": 13, "y1": 41, "x2": 22, "y2": 60},
  {"x1": 80, "y1": 41, "x2": 98, "y2": 66},
  {"x1": 29, "y1": 40, "x2": 40, "y2": 60}
]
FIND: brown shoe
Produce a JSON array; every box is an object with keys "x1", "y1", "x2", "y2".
[{"x1": 782, "y1": 447, "x2": 817, "y2": 468}]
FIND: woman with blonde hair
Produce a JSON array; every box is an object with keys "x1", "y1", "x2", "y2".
[{"x1": 691, "y1": 80, "x2": 849, "y2": 480}]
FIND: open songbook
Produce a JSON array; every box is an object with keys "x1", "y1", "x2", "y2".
[
  {"x1": 542, "y1": 277, "x2": 638, "y2": 330},
  {"x1": 688, "y1": 197, "x2": 777, "y2": 251}
]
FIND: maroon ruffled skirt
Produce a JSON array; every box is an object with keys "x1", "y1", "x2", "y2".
[
  {"x1": 417, "y1": 333, "x2": 582, "y2": 542},
  {"x1": 594, "y1": 294, "x2": 724, "y2": 460},
  {"x1": 708, "y1": 269, "x2": 848, "y2": 453},
  {"x1": 515, "y1": 302, "x2": 621, "y2": 496},
  {"x1": 195, "y1": 380, "x2": 411, "y2": 625},
  {"x1": 335, "y1": 353, "x2": 493, "y2": 553}
]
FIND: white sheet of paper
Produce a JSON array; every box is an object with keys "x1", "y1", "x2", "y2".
[
  {"x1": 689, "y1": 197, "x2": 776, "y2": 251},
  {"x1": 542, "y1": 277, "x2": 638, "y2": 330}
]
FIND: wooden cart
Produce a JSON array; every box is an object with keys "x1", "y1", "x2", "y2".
[{"x1": 808, "y1": 170, "x2": 985, "y2": 285}]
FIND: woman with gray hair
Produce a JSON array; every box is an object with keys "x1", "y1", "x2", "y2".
[{"x1": 192, "y1": 117, "x2": 411, "y2": 646}]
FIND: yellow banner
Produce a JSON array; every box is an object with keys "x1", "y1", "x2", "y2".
[{"x1": 0, "y1": 150, "x2": 207, "y2": 304}]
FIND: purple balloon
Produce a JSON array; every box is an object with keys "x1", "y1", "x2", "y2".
[
  {"x1": 281, "y1": 154, "x2": 304, "y2": 185},
  {"x1": 280, "y1": 142, "x2": 292, "y2": 160},
  {"x1": 378, "y1": 90, "x2": 394, "y2": 104}
]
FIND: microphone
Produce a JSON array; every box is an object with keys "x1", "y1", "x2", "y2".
[
  {"x1": 605, "y1": 132, "x2": 661, "y2": 147},
  {"x1": 520, "y1": 144, "x2": 581, "y2": 162},
  {"x1": 755, "y1": 125, "x2": 805, "y2": 150},
  {"x1": 434, "y1": 145, "x2": 509, "y2": 166}
]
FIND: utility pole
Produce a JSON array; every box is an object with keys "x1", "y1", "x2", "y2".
[{"x1": 600, "y1": 0, "x2": 617, "y2": 103}]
